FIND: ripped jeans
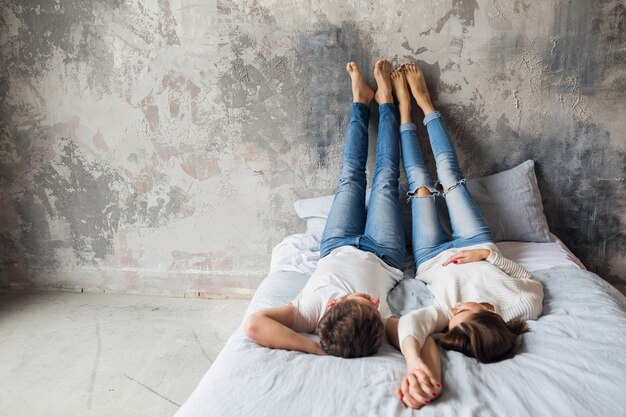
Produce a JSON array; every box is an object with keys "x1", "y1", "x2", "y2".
[
  {"x1": 319, "y1": 103, "x2": 406, "y2": 270},
  {"x1": 401, "y1": 111, "x2": 493, "y2": 268}
]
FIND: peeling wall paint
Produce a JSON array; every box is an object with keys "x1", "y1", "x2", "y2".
[{"x1": 0, "y1": 0, "x2": 624, "y2": 297}]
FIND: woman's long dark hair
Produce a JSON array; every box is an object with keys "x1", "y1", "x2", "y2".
[{"x1": 437, "y1": 311, "x2": 529, "y2": 363}]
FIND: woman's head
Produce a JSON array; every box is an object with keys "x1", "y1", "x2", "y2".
[
  {"x1": 316, "y1": 297, "x2": 385, "y2": 358},
  {"x1": 438, "y1": 302, "x2": 529, "y2": 363}
]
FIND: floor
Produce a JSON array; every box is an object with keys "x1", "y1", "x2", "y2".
[{"x1": 0, "y1": 292, "x2": 249, "y2": 417}]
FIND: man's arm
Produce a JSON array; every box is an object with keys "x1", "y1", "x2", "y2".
[{"x1": 244, "y1": 304, "x2": 326, "y2": 355}]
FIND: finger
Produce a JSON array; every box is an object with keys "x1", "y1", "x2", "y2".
[
  {"x1": 396, "y1": 388, "x2": 403, "y2": 400},
  {"x1": 442, "y1": 254, "x2": 462, "y2": 266},
  {"x1": 419, "y1": 368, "x2": 440, "y2": 392},
  {"x1": 416, "y1": 373, "x2": 436, "y2": 395},
  {"x1": 401, "y1": 376, "x2": 411, "y2": 401},
  {"x1": 407, "y1": 374, "x2": 429, "y2": 403},
  {"x1": 420, "y1": 378, "x2": 438, "y2": 399},
  {"x1": 400, "y1": 381, "x2": 418, "y2": 409},
  {"x1": 425, "y1": 369, "x2": 442, "y2": 397},
  {"x1": 402, "y1": 392, "x2": 420, "y2": 410},
  {"x1": 401, "y1": 376, "x2": 409, "y2": 393},
  {"x1": 455, "y1": 254, "x2": 471, "y2": 264}
]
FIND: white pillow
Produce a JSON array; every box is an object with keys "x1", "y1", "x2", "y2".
[{"x1": 294, "y1": 190, "x2": 371, "y2": 241}]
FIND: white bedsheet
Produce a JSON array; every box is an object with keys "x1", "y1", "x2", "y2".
[
  {"x1": 270, "y1": 232, "x2": 585, "y2": 278},
  {"x1": 175, "y1": 234, "x2": 626, "y2": 417}
]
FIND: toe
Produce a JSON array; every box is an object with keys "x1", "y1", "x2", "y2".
[{"x1": 347, "y1": 61, "x2": 360, "y2": 75}]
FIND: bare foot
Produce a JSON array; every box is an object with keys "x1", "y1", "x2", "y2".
[
  {"x1": 404, "y1": 64, "x2": 435, "y2": 114},
  {"x1": 346, "y1": 61, "x2": 375, "y2": 105},
  {"x1": 373, "y1": 59, "x2": 393, "y2": 105},
  {"x1": 391, "y1": 68, "x2": 411, "y2": 124}
]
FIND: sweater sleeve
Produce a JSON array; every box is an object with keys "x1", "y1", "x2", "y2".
[
  {"x1": 486, "y1": 250, "x2": 532, "y2": 280},
  {"x1": 397, "y1": 305, "x2": 448, "y2": 355}
]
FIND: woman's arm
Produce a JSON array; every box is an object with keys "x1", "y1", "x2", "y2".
[
  {"x1": 485, "y1": 250, "x2": 533, "y2": 279},
  {"x1": 388, "y1": 309, "x2": 445, "y2": 409},
  {"x1": 398, "y1": 336, "x2": 442, "y2": 408},
  {"x1": 442, "y1": 248, "x2": 490, "y2": 266},
  {"x1": 244, "y1": 305, "x2": 326, "y2": 355},
  {"x1": 442, "y1": 248, "x2": 532, "y2": 279}
]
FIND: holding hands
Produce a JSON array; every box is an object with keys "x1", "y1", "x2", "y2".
[{"x1": 397, "y1": 361, "x2": 442, "y2": 409}]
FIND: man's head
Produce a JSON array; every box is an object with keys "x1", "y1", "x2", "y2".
[
  {"x1": 438, "y1": 302, "x2": 529, "y2": 363},
  {"x1": 316, "y1": 293, "x2": 385, "y2": 358}
]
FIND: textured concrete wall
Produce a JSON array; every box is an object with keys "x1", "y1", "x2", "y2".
[{"x1": 1, "y1": 0, "x2": 625, "y2": 297}]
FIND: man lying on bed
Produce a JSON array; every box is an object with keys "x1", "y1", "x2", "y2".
[{"x1": 245, "y1": 60, "x2": 442, "y2": 385}]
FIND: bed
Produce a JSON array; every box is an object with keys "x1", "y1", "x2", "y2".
[{"x1": 175, "y1": 162, "x2": 626, "y2": 417}]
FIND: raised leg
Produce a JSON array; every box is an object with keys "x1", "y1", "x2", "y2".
[
  {"x1": 361, "y1": 60, "x2": 405, "y2": 270},
  {"x1": 424, "y1": 114, "x2": 492, "y2": 242},
  {"x1": 395, "y1": 67, "x2": 449, "y2": 268},
  {"x1": 405, "y1": 64, "x2": 493, "y2": 244},
  {"x1": 320, "y1": 62, "x2": 375, "y2": 258}
]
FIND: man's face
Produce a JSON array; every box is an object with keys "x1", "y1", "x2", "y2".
[{"x1": 326, "y1": 292, "x2": 380, "y2": 311}]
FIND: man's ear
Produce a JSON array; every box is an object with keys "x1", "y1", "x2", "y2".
[{"x1": 327, "y1": 299, "x2": 339, "y2": 309}]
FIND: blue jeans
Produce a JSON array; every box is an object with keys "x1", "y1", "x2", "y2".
[
  {"x1": 320, "y1": 103, "x2": 406, "y2": 270},
  {"x1": 400, "y1": 111, "x2": 493, "y2": 268}
]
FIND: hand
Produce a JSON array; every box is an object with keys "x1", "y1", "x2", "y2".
[
  {"x1": 396, "y1": 363, "x2": 442, "y2": 409},
  {"x1": 311, "y1": 342, "x2": 328, "y2": 356},
  {"x1": 442, "y1": 249, "x2": 490, "y2": 267}
]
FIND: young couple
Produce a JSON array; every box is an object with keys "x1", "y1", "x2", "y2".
[{"x1": 244, "y1": 60, "x2": 544, "y2": 409}]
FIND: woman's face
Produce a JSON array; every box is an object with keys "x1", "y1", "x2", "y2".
[{"x1": 448, "y1": 302, "x2": 495, "y2": 329}]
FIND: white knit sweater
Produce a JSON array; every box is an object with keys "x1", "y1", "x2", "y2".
[{"x1": 397, "y1": 243, "x2": 544, "y2": 353}]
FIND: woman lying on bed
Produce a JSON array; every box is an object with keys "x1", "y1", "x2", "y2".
[
  {"x1": 385, "y1": 64, "x2": 545, "y2": 410},
  {"x1": 246, "y1": 60, "x2": 423, "y2": 359}
]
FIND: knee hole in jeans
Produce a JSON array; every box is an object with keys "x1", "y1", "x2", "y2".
[
  {"x1": 441, "y1": 178, "x2": 466, "y2": 194},
  {"x1": 408, "y1": 186, "x2": 439, "y2": 198}
]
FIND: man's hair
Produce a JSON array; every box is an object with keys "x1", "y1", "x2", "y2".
[
  {"x1": 437, "y1": 310, "x2": 529, "y2": 363},
  {"x1": 316, "y1": 299, "x2": 385, "y2": 358}
]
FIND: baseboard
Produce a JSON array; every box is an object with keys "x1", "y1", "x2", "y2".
[{"x1": 5, "y1": 268, "x2": 265, "y2": 299}]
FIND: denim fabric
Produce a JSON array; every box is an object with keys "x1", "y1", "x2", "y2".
[
  {"x1": 320, "y1": 103, "x2": 406, "y2": 270},
  {"x1": 400, "y1": 111, "x2": 493, "y2": 268}
]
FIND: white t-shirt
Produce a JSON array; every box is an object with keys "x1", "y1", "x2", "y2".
[{"x1": 290, "y1": 246, "x2": 404, "y2": 333}]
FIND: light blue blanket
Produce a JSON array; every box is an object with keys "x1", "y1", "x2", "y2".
[{"x1": 175, "y1": 266, "x2": 626, "y2": 417}]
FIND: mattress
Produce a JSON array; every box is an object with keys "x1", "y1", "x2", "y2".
[{"x1": 175, "y1": 234, "x2": 626, "y2": 417}]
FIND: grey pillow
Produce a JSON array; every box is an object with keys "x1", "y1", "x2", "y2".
[{"x1": 466, "y1": 159, "x2": 550, "y2": 242}]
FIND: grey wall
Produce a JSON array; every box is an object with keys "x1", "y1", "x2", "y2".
[{"x1": 1, "y1": 0, "x2": 625, "y2": 297}]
